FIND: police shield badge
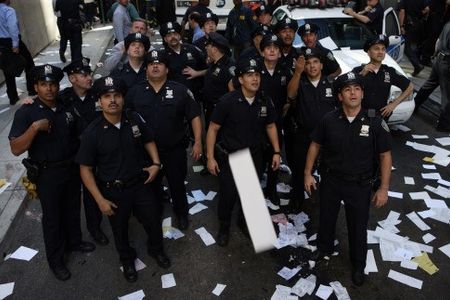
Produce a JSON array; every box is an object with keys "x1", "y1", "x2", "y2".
[{"x1": 360, "y1": 125, "x2": 369, "y2": 137}]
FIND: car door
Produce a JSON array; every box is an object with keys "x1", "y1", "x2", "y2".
[{"x1": 383, "y1": 7, "x2": 404, "y2": 62}]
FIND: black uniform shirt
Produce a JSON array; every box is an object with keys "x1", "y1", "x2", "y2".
[
  {"x1": 367, "y1": 2, "x2": 384, "y2": 34},
  {"x1": 110, "y1": 62, "x2": 147, "y2": 90},
  {"x1": 352, "y1": 64, "x2": 410, "y2": 112},
  {"x1": 279, "y1": 47, "x2": 299, "y2": 71},
  {"x1": 8, "y1": 98, "x2": 81, "y2": 162},
  {"x1": 398, "y1": 0, "x2": 429, "y2": 21},
  {"x1": 59, "y1": 87, "x2": 102, "y2": 130},
  {"x1": 203, "y1": 55, "x2": 235, "y2": 105},
  {"x1": 296, "y1": 76, "x2": 337, "y2": 134},
  {"x1": 239, "y1": 46, "x2": 262, "y2": 62},
  {"x1": 211, "y1": 89, "x2": 277, "y2": 152},
  {"x1": 75, "y1": 111, "x2": 154, "y2": 182},
  {"x1": 314, "y1": 43, "x2": 340, "y2": 77},
  {"x1": 260, "y1": 62, "x2": 292, "y2": 121},
  {"x1": 165, "y1": 43, "x2": 207, "y2": 92},
  {"x1": 312, "y1": 108, "x2": 391, "y2": 175},
  {"x1": 55, "y1": 0, "x2": 83, "y2": 19},
  {"x1": 126, "y1": 80, "x2": 201, "y2": 150},
  {"x1": 193, "y1": 35, "x2": 208, "y2": 53}
]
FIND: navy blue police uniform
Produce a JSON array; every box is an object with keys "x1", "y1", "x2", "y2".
[
  {"x1": 274, "y1": 18, "x2": 299, "y2": 71},
  {"x1": 55, "y1": 0, "x2": 83, "y2": 61}
]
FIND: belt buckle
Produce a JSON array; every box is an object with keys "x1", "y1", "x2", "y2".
[{"x1": 113, "y1": 180, "x2": 123, "y2": 188}]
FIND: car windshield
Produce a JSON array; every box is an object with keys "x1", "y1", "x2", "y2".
[{"x1": 294, "y1": 18, "x2": 376, "y2": 50}]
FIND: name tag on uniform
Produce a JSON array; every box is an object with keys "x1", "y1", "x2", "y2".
[
  {"x1": 95, "y1": 101, "x2": 102, "y2": 111},
  {"x1": 166, "y1": 89, "x2": 174, "y2": 99},
  {"x1": 360, "y1": 125, "x2": 370, "y2": 137},
  {"x1": 239, "y1": 15, "x2": 245, "y2": 20},
  {"x1": 260, "y1": 106, "x2": 267, "y2": 117},
  {"x1": 384, "y1": 71, "x2": 390, "y2": 83},
  {"x1": 325, "y1": 88, "x2": 333, "y2": 97}
]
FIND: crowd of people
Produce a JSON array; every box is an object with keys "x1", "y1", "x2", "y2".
[{"x1": 1, "y1": 0, "x2": 450, "y2": 289}]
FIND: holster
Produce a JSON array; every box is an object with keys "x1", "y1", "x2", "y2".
[{"x1": 22, "y1": 158, "x2": 40, "y2": 184}]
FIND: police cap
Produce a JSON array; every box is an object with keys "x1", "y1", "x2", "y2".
[
  {"x1": 255, "y1": 5, "x2": 270, "y2": 17},
  {"x1": 274, "y1": 17, "x2": 298, "y2": 33},
  {"x1": 206, "y1": 32, "x2": 231, "y2": 56},
  {"x1": 146, "y1": 50, "x2": 169, "y2": 66},
  {"x1": 363, "y1": 34, "x2": 390, "y2": 52},
  {"x1": 159, "y1": 21, "x2": 182, "y2": 37},
  {"x1": 31, "y1": 64, "x2": 64, "y2": 83},
  {"x1": 301, "y1": 47, "x2": 322, "y2": 61},
  {"x1": 124, "y1": 32, "x2": 151, "y2": 52},
  {"x1": 201, "y1": 12, "x2": 219, "y2": 26},
  {"x1": 333, "y1": 71, "x2": 364, "y2": 94},
  {"x1": 251, "y1": 24, "x2": 272, "y2": 38},
  {"x1": 260, "y1": 34, "x2": 282, "y2": 51},
  {"x1": 62, "y1": 57, "x2": 92, "y2": 75},
  {"x1": 235, "y1": 58, "x2": 261, "y2": 76},
  {"x1": 92, "y1": 76, "x2": 127, "y2": 98},
  {"x1": 297, "y1": 22, "x2": 319, "y2": 36}
]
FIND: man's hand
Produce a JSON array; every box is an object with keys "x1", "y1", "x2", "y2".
[
  {"x1": 380, "y1": 102, "x2": 397, "y2": 117},
  {"x1": 20, "y1": 97, "x2": 34, "y2": 105},
  {"x1": 98, "y1": 198, "x2": 118, "y2": 216},
  {"x1": 191, "y1": 141, "x2": 203, "y2": 161},
  {"x1": 207, "y1": 158, "x2": 220, "y2": 176},
  {"x1": 372, "y1": 187, "x2": 388, "y2": 208},
  {"x1": 359, "y1": 63, "x2": 378, "y2": 76},
  {"x1": 343, "y1": 7, "x2": 355, "y2": 16},
  {"x1": 143, "y1": 165, "x2": 160, "y2": 184},
  {"x1": 304, "y1": 173, "x2": 317, "y2": 195},
  {"x1": 182, "y1": 66, "x2": 200, "y2": 79},
  {"x1": 294, "y1": 55, "x2": 305, "y2": 74},
  {"x1": 12, "y1": 47, "x2": 19, "y2": 54},
  {"x1": 31, "y1": 119, "x2": 50, "y2": 132}
]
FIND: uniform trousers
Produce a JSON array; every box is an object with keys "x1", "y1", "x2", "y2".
[
  {"x1": 263, "y1": 125, "x2": 283, "y2": 204},
  {"x1": 100, "y1": 180, "x2": 163, "y2": 264},
  {"x1": 36, "y1": 164, "x2": 82, "y2": 268},
  {"x1": 318, "y1": 174, "x2": 372, "y2": 270},
  {"x1": 82, "y1": 183, "x2": 103, "y2": 235},
  {"x1": 61, "y1": 18, "x2": 83, "y2": 61}
]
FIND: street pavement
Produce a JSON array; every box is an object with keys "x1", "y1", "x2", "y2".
[{"x1": 0, "y1": 25, "x2": 449, "y2": 299}]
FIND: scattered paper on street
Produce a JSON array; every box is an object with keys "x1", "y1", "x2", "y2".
[
  {"x1": 0, "y1": 282, "x2": 14, "y2": 300},
  {"x1": 329, "y1": 281, "x2": 350, "y2": 300},
  {"x1": 406, "y1": 212, "x2": 430, "y2": 231},
  {"x1": 188, "y1": 203, "x2": 208, "y2": 215},
  {"x1": 9, "y1": 246, "x2": 38, "y2": 261},
  {"x1": 119, "y1": 258, "x2": 146, "y2": 272},
  {"x1": 315, "y1": 284, "x2": 333, "y2": 300},
  {"x1": 291, "y1": 274, "x2": 316, "y2": 297},
  {"x1": 212, "y1": 283, "x2": 226, "y2": 296},
  {"x1": 161, "y1": 273, "x2": 176, "y2": 289},
  {"x1": 194, "y1": 227, "x2": 216, "y2": 246},
  {"x1": 118, "y1": 289, "x2": 145, "y2": 300},
  {"x1": 204, "y1": 191, "x2": 217, "y2": 201},
  {"x1": 422, "y1": 233, "x2": 436, "y2": 244},
  {"x1": 404, "y1": 176, "x2": 415, "y2": 185},
  {"x1": 412, "y1": 252, "x2": 439, "y2": 275},
  {"x1": 438, "y1": 243, "x2": 450, "y2": 259},
  {"x1": 388, "y1": 270, "x2": 423, "y2": 289},
  {"x1": 400, "y1": 260, "x2": 418, "y2": 270},
  {"x1": 191, "y1": 190, "x2": 206, "y2": 201},
  {"x1": 365, "y1": 249, "x2": 378, "y2": 274},
  {"x1": 277, "y1": 266, "x2": 301, "y2": 280},
  {"x1": 193, "y1": 165, "x2": 204, "y2": 173}
]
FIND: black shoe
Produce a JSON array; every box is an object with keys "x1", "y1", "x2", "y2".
[
  {"x1": 149, "y1": 251, "x2": 171, "y2": 269},
  {"x1": 50, "y1": 264, "x2": 71, "y2": 281},
  {"x1": 122, "y1": 261, "x2": 138, "y2": 282},
  {"x1": 310, "y1": 249, "x2": 330, "y2": 262},
  {"x1": 436, "y1": 123, "x2": 450, "y2": 133},
  {"x1": 69, "y1": 241, "x2": 96, "y2": 253},
  {"x1": 216, "y1": 230, "x2": 229, "y2": 247},
  {"x1": 351, "y1": 268, "x2": 365, "y2": 286},
  {"x1": 177, "y1": 216, "x2": 189, "y2": 230},
  {"x1": 90, "y1": 229, "x2": 109, "y2": 246},
  {"x1": 412, "y1": 65, "x2": 424, "y2": 77},
  {"x1": 59, "y1": 51, "x2": 66, "y2": 63}
]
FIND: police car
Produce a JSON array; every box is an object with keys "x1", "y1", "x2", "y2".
[{"x1": 272, "y1": 5, "x2": 414, "y2": 125}]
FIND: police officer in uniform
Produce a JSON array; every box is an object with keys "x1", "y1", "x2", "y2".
[
  {"x1": 285, "y1": 48, "x2": 337, "y2": 212},
  {"x1": 77, "y1": 76, "x2": 170, "y2": 282},
  {"x1": 61, "y1": 58, "x2": 109, "y2": 245},
  {"x1": 193, "y1": 12, "x2": 219, "y2": 52},
  {"x1": 259, "y1": 34, "x2": 292, "y2": 206},
  {"x1": 126, "y1": 50, "x2": 203, "y2": 230},
  {"x1": 255, "y1": 4, "x2": 272, "y2": 26},
  {"x1": 9, "y1": 64, "x2": 95, "y2": 281},
  {"x1": 305, "y1": 72, "x2": 392, "y2": 286},
  {"x1": 274, "y1": 17, "x2": 299, "y2": 71},
  {"x1": 343, "y1": 0, "x2": 384, "y2": 34},
  {"x1": 206, "y1": 58, "x2": 281, "y2": 246},
  {"x1": 203, "y1": 32, "x2": 235, "y2": 127},
  {"x1": 298, "y1": 23, "x2": 342, "y2": 79},
  {"x1": 110, "y1": 32, "x2": 150, "y2": 89},
  {"x1": 55, "y1": 0, "x2": 84, "y2": 61},
  {"x1": 352, "y1": 35, "x2": 413, "y2": 119},
  {"x1": 239, "y1": 24, "x2": 271, "y2": 62}
]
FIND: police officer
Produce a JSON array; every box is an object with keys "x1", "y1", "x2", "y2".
[
  {"x1": 160, "y1": 21, "x2": 207, "y2": 101},
  {"x1": 126, "y1": 50, "x2": 203, "y2": 230},
  {"x1": 352, "y1": 35, "x2": 413, "y2": 119},
  {"x1": 259, "y1": 34, "x2": 292, "y2": 206},
  {"x1": 206, "y1": 58, "x2": 281, "y2": 246},
  {"x1": 76, "y1": 76, "x2": 169, "y2": 283},
  {"x1": 203, "y1": 32, "x2": 235, "y2": 127},
  {"x1": 193, "y1": 12, "x2": 219, "y2": 52},
  {"x1": 181, "y1": 0, "x2": 213, "y2": 38},
  {"x1": 239, "y1": 24, "x2": 271, "y2": 62},
  {"x1": 298, "y1": 22, "x2": 342, "y2": 79},
  {"x1": 343, "y1": 0, "x2": 384, "y2": 34},
  {"x1": 9, "y1": 64, "x2": 95, "y2": 281},
  {"x1": 285, "y1": 48, "x2": 338, "y2": 212},
  {"x1": 274, "y1": 17, "x2": 299, "y2": 71},
  {"x1": 304, "y1": 72, "x2": 392, "y2": 286},
  {"x1": 110, "y1": 32, "x2": 150, "y2": 89},
  {"x1": 55, "y1": 0, "x2": 83, "y2": 61},
  {"x1": 255, "y1": 4, "x2": 272, "y2": 26},
  {"x1": 61, "y1": 58, "x2": 109, "y2": 245}
]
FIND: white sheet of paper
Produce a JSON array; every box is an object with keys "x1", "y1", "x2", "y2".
[
  {"x1": 435, "y1": 137, "x2": 450, "y2": 146},
  {"x1": 194, "y1": 227, "x2": 216, "y2": 246},
  {"x1": 161, "y1": 273, "x2": 176, "y2": 288},
  {"x1": 119, "y1": 258, "x2": 146, "y2": 272},
  {"x1": 388, "y1": 191, "x2": 403, "y2": 199},
  {"x1": 266, "y1": 199, "x2": 280, "y2": 210},
  {"x1": 212, "y1": 283, "x2": 226, "y2": 296},
  {"x1": 424, "y1": 198, "x2": 448, "y2": 209},
  {"x1": 367, "y1": 230, "x2": 379, "y2": 244},
  {"x1": 437, "y1": 179, "x2": 450, "y2": 187},
  {"x1": 421, "y1": 173, "x2": 442, "y2": 180},
  {"x1": 422, "y1": 233, "x2": 436, "y2": 244},
  {"x1": 277, "y1": 266, "x2": 301, "y2": 280},
  {"x1": 394, "y1": 248, "x2": 413, "y2": 261},
  {"x1": 396, "y1": 124, "x2": 411, "y2": 132},
  {"x1": 191, "y1": 189, "x2": 206, "y2": 201},
  {"x1": 406, "y1": 212, "x2": 430, "y2": 231},
  {"x1": 308, "y1": 233, "x2": 317, "y2": 241},
  {"x1": 0, "y1": 282, "x2": 14, "y2": 300},
  {"x1": 425, "y1": 185, "x2": 450, "y2": 199},
  {"x1": 438, "y1": 243, "x2": 450, "y2": 258},
  {"x1": 315, "y1": 284, "x2": 333, "y2": 300},
  {"x1": 280, "y1": 198, "x2": 290, "y2": 206},
  {"x1": 276, "y1": 183, "x2": 292, "y2": 193},
  {"x1": 422, "y1": 164, "x2": 436, "y2": 170},
  {"x1": 412, "y1": 135, "x2": 429, "y2": 139},
  {"x1": 188, "y1": 203, "x2": 208, "y2": 215},
  {"x1": 404, "y1": 176, "x2": 415, "y2": 185},
  {"x1": 430, "y1": 155, "x2": 450, "y2": 167},
  {"x1": 364, "y1": 249, "x2": 378, "y2": 274},
  {"x1": 400, "y1": 260, "x2": 418, "y2": 270},
  {"x1": 319, "y1": 36, "x2": 339, "y2": 50},
  {"x1": 291, "y1": 275, "x2": 316, "y2": 297},
  {"x1": 118, "y1": 289, "x2": 145, "y2": 300},
  {"x1": 228, "y1": 149, "x2": 277, "y2": 253},
  {"x1": 9, "y1": 246, "x2": 38, "y2": 261},
  {"x1": 187, "y1": 195, "x2": 196, "y2": 204},
  {"x1": 204, "y1": 191, "x2": 217, "y2": 201},
  {"x1": 271, "y1": 285, "x2": 297, "y2": 300},
  {"x1": 409, "y1": 191, "x2": 431, "y2": 200},
  {"x1": 417, "y1": 209, "x2": 437, "y2": 219},
  {"x1": 192, "y1": 165, "x2": 204, "y2": 172},
  {"x1": 329, "y1": 281, "x2": 350, "y2": 300},
  {"x1": 388, "y1": 270, "x2": 423, "y2": 289}
]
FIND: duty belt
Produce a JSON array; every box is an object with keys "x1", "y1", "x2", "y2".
[
  {"x1": 37, "y1": 159, "x2": 73, "y2": 169},
  {"x1": 100, "y1": 175, "x2": 144, "y2": 189},
  {"x1": 325, "y1": 168, "x2": 373, "y2": 184}
]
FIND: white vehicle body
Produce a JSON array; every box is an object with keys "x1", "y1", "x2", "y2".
[{"x1": 272, "y1": 5, "x2": 414, "y2": 125}]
